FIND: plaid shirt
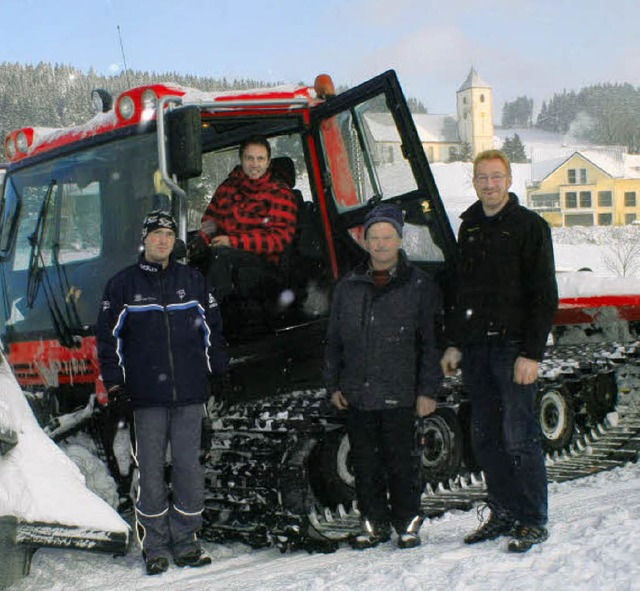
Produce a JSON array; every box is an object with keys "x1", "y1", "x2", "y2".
[{"x1": 200, "y1": 165, "x2": 297, "y2": 265}]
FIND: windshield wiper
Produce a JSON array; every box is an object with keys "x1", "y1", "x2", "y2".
[{"x1": 25, "y1": 179, "x2": 81, "y2": 348}]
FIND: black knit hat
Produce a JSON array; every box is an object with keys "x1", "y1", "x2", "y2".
[
  {"x1": 363, "y1": 203, "x2": 404, "y2": 237},
  {"x1": 141, "y1": 210, "x2": 177, "y2": 241}
]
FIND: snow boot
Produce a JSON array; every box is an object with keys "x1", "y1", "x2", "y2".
[
  {"x1": 349, "y1": 519, "x2": 391, "y2": 550},
  {"x1": 145, "y1": 556, "x2": 169, "y2": 576},
  {"x1": 174, "y1": 547, "x2": 212, "y2": 568},
  {"x1": 464, "y1": 505, "x2": 514, "y2": 545},
  {"x1": 396, "y1": 515, "x2": 423, "y2": 549},
  {"x1": 507, "y1": 525, "x2": 548, "y2": 553}
]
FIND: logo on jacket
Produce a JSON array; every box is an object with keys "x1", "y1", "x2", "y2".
[
  {"x1": 177, "y1": 289, "x2": 186, "y2": 301},
  {"x1": 208, "y1": 293, "x2": 218, "y2": 308},
  {"x1": 133, "y1": 294, "x2": 157, "y2": 304},
  {"x1": 101, "y1": 300, "x2": 110, "y2": 311}
]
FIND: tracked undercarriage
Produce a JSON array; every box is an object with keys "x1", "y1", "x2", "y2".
[{"x1": 200, "y1": 341, "x2": 640, "y2": 552}]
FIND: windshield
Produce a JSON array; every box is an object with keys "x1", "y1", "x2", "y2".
[
  {"x1": 5, "y1": 133, "x2": 160, "y2": 271},
  {"x1": 319, "y1": 93, "x2": 446, "y2": 265}
]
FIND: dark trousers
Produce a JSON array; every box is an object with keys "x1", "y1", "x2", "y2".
[
  {"x1": 346, "y1": 407, "x2": 420, "y2": 532},
  {"x1": 132, "y1": 404, "x2": 206, "y2": 560},
  {"x1": 462, "y1": 341, "x2": 548, "y2": 526},
  {"x1": 205, "y1": 246, "x2": 282, "y2": 301}
]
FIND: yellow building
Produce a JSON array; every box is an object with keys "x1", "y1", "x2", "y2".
[{"x1": 527, "y1": 150, "x2": 640, "y2": 226}]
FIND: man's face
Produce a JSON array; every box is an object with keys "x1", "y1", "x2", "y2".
[
  {"x1": 241, "y1": 143, "x2": 270, "y2": 180},
  {"x1": 473, "y1": 158, "x2": 512, "y2": 216},
  {"x1": 365, "y1": 222, "x2": 402, "y2": 270},
  {"x1": 143, "y1": 228, "x2": 176, "y2": 267}
]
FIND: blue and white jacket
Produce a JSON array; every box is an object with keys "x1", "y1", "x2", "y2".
[{"x1": 96, "y1": 255, "x2": 228, "y2": 408}]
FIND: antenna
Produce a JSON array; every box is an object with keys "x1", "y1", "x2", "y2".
[{"x1": 116, "y1": 25, "x2": 131, "y2": 88}]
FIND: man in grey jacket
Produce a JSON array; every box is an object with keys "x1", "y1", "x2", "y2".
[{"x1": 324, "y1": 203, "x2": 442, "y2": 550}]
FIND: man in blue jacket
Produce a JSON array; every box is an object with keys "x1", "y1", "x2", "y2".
[
  {"x1": 324, "y1": 203, "x2": 442, "y2": 550},
  {"x1": 97, "y1": 210, "x2": 228, "y2": 575}
]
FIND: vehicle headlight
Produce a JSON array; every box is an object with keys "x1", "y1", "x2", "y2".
[{"x1": 118, "y1": 95, "x2": 135, "y2": 120}]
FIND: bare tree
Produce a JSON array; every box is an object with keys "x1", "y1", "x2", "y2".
[{"x1": 602, "y1": 227, "x2": 640, "y2": 276}]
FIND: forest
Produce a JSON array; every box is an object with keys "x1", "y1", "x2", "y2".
[{"x1": 502, "y1": 84, "x2": 640, "y2": 154}]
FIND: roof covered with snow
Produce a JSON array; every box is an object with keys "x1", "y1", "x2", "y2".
[
  {"x1": 364, "y1": 112, "x2": 459, "y2": 144},
  {"x1": 457, "y1": 67, "x2": 491, "y2": 92}
]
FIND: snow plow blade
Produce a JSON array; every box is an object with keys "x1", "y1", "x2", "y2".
[
  {"x1": 0, "y1": 352, "x2": 130, "y2": 587},
  {"x1": 15, "y1": 521, "x2": 128, "y2": 553}
]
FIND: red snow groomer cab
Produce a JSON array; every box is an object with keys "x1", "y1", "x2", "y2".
[{"x1": 2, "y1": 70, "x2": 639, "y2": 552}]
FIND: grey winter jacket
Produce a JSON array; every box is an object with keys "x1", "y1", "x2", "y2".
[{"x1": 323, "y1": 252, "x2": 443, "y2": 410}]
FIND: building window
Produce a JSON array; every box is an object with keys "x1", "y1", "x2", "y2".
[
  {"x1": 598, "y1": 213, "x2": 612, "y2": 225},
  {"x1": 565, "y1": 213, "x2": 594, "y2": 226},
  {"x1": 567, "y1": 168, "x2": 587, "y2": 184},
  {"x1": 598, "y1": 191, "x2": 612, "y2": 207},
  {"x1": 625, "y1": 192, "x2": 636, "y2": 207},
  {"x1": 579, "y1": 191, "x2": 591, "y2": 208},
  {"x1": 463, "y1": 97, "x2": 467, "y2": 104},
  {"x1": 626, "y1": 213, "x2": 637, "y2": 224},
  {"x1": 480, "y1": 94, "x2": 485, "y2": 103},
  {"x1": 531, "y1": 193, "x2": 560, "y2": 210},
  {"x1": 565, "y1": 192, "x2": 577, "y2": 208}
]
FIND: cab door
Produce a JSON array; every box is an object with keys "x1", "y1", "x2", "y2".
[{"x1": 308, "y1": 69, "x2": 457, "y2": 279}]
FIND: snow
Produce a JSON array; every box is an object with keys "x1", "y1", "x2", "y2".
[
  {"x1": 8, "y1": 463, "x2": 640, "y2": 590},
  {"x1": 0, "y1": 353, "x2": 128, "y2": 533},
  {"x1": 3, "y1": 151, "x2": 640, "y2": 588}
]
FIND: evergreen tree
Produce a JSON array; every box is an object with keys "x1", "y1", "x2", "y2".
[
  {"x1": 502, "y1": 133, "x2": 528, "y2": 163},
  {"x1": 449, "y1": 141, "x2": 472, "y2": 162},
  {"x1": 501, "y1": 96, "x2": 534, "y2": 128}
]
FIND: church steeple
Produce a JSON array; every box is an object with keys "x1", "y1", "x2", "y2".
[{"x1": 456, "y1": 67, "x2": 494, "y2": 157}]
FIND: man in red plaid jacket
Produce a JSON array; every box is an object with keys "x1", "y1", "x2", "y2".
[{"x1": 197, "y1": 135, "x2": 297, "y2": 266}]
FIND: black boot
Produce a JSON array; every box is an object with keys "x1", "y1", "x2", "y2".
[
  {"x1": 349, "y1": 519, "x2": 391, "y2": 550},
  {"x1": 464, "y1": 505, "x2": 514, "y2": 544},
  {"x1": 145, "y1": 556, "x2": 169, "y2": 576},
  {"x1": 174, "y1": 547, "x2": 212, "y2": 568},
  {"x1": 396, "y1": 515, "x2": 423, "y2": 549},
  {"x1": 507, "y1": 525, "x2": 548, "y2": 553}
]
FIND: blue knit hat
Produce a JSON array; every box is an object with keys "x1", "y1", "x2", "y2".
[{"x1": 363, "y1": 203, "x2": 404, "y2": 237}]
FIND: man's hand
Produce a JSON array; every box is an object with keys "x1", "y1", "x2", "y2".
[
  {"x1": 330, "y1": 390, "x2": 349, "y2": 411},
  {"x1": 211, "y1": 235, "x2": 231, "y2": 247},
  {"x1": 441, "y1": 347, "x2": 462, "y2": 376},
  {"x1": 187, "y1": 234, "x2": 209, "y2": 264},
  {"x1": 416, "y1": 395, "x2": 436, "y2": 417},
  {"x1": 514, "y1": 356, "x2": 539, "y2": 385},
  {"x1": 107, "y1": 385, "x2": 132, "y2": 417}
]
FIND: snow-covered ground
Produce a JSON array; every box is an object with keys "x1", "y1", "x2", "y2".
[
  {"x1": 4, "y1": 153, "x2": 640, "y2": 589},
  {"x1": 10, "y1": 463, "x2": 640, "y2": 591}
]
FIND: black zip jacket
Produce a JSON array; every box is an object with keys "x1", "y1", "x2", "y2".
[
  {"x1": 324, "y1": 252, "x2": 443, "y2": 410},
  {"x1": 96, "y1": 255, "x2": 228, "y2": 408},
  {"x1": 448, "y1": 193, "x2": 558, "y2": 361}
]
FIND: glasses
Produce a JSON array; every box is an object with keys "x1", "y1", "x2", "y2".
[{"x1": 474, "y1": 173, "x2": 508, "y2": 184}]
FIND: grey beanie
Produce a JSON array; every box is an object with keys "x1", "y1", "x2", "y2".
[{"x1": 363, "y1": 203, "x2": 404, "y2": 237}]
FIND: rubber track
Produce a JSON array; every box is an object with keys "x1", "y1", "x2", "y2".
[{"x1": 201, "y1": 343, "x2": 640, "y2": 550}]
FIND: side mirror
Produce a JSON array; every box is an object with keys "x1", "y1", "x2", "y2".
[{"x1": 168, "y1": 106, "x2": 202, "y2": 180}]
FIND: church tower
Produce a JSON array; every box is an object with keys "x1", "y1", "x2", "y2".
[{"x1": 456, "y1": 68, "x2": 494, "y2": 157}]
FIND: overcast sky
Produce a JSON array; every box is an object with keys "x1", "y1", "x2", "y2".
[{"x1": 3, "y1": 0, "x2": 639, "y2": 118}]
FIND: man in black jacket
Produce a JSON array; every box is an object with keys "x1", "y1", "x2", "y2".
[
  {"x1": 324, "y1": 203, "x2": 442, "y2": 550},
  {"x1": 441, "y1": 150, "x2": 558, "y2": 553},
  {"x1": 97, "y1": 210, "x2": 228, "y2": 575}
]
